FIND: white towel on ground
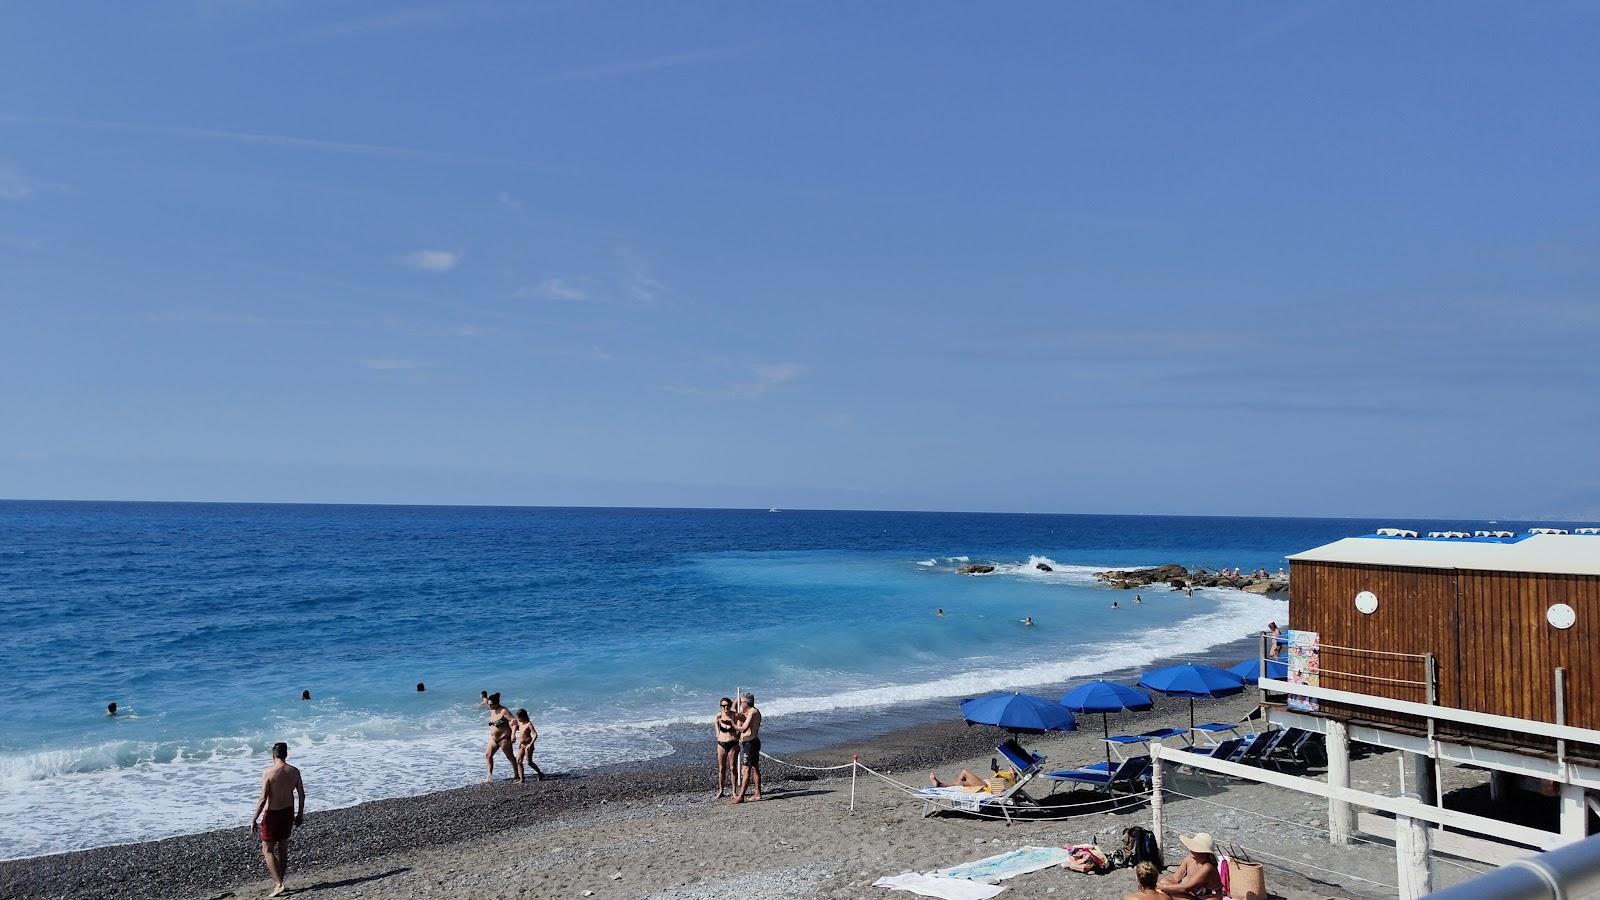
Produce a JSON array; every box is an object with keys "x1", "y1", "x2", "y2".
[{"x1": 872, "y1": 872, "x2": 1006, "y2": 899}]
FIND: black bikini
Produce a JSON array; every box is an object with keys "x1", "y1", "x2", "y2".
[{"x1": 716, "y1": 718, "x2": 738, "y2": 750}]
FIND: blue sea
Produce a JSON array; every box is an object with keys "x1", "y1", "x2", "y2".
[{"x1": 0, "y1": 501, "x2": 1496, "y2": 859}]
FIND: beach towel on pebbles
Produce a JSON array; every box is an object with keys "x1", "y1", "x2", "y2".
[
  {"x1": 872, "y1": 872, "x2": 1006, "y2": 899},
  {"x1": 939, "y1": 846, "x2": 1074, "y2": 883}
]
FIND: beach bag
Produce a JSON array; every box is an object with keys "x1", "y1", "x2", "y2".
[
  {"x1": 1228, "y1": 860, "x2": 1266, "y2": 900},
  {"x1": 1109, "y1": 826, "x2": 1164, "y2": 870}
]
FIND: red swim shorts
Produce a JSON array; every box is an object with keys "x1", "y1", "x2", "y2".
[{"x1": 259, "y1": 807, "x2": 295, "y2": 842}]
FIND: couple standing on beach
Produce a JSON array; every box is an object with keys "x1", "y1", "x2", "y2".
[
  {"x1": 483, "y1": 691, "x2": 545, "y2": 783},
  {"x1": 714, "y1": 693, "x2": 763, "y2": 803}
]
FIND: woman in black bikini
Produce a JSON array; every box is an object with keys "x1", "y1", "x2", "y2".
[
  {"x1": 713, "y1": 697, "x2": 739, "y2": 797},
  {"x1": 484, "y1": 693, "x2": 517, "y2": 781}
]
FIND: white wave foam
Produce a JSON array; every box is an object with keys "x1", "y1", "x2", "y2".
[
  {"x1": 0, "y1": 716, "x2": 676, "y2": 860},
  {"x1": 916, "y1": 559, "x2": 936, "y2": 567}
]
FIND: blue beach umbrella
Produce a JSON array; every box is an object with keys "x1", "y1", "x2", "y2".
[
  {"x1": 1229, "y1": 655, "x2": 1289, "y2": 683},
  {"x1": 1137, "y1": 663, "x2": 1247, "y2": 732},
  {"x1": 960, "y1": 692, "x2": 1077, "y2": 735},
  {"x1": 1061, "y1": 679, "x2": 1154, "y2": 766}
]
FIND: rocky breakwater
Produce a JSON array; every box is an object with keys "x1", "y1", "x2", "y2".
[
  {"x1": 1094, "y1": 563, "x2": 1288, "y2": 595},
  {"x1": 956, "y1": 563, "x2": 995, "y2": 575}
]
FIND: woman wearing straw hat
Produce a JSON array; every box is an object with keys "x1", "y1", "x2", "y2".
[{"x1": 1156, "y1": 832, "x2": 1224, "y2": 898}]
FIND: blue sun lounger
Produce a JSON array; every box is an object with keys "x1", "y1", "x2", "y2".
[{"x1": 1044, "y1": 754, "x2": 1151, "y2": 794}]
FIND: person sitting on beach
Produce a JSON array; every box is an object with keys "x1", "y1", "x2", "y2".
[
  {"x1": 714, "y1": 697, "x2": 739, "y2": 797},
  {"x1": 514, "y1": 708, "x2": 545, "y2": 782},
  {"x1": 1156, "y1": 832, "x2": 1224, "y2": 898},
  {"x1": 731, "y1": 693, "x2": 763, "y2": 804},
  {"x1": 484, "y1": 693, "x2": 517, "y2": 781},
  {"x1": 1123, "y1": 861, "x2": 1163, "y2": 900},
  {"x1": 251, "y1": 741, "x2": 305, "y2": 899}
]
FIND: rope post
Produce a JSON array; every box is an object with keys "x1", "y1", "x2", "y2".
[
  {"x1": 1150, "y1": 740, "x2": 1165, "y2": 852},
  {"x1": 851, "y1": 755, "x2": 858, "y2": 813}
]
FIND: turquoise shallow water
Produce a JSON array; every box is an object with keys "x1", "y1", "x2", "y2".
[{"x1": 0, "y1": 502, "x2": 1497, "y2": 858}]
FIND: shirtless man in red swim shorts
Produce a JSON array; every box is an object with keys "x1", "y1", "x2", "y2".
[{"x1": 251, "y1": 742, "x2": 305, "y2": 898}]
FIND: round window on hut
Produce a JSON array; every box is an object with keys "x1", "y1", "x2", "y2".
[
  {"x1": 1547, "y1": 603, "x2": 1576, "y2": 630},
  {"x1": 1354, "y1": 591, "x2": 1378, "y2": 615}
]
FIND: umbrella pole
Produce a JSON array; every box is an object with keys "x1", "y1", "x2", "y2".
[
  {"x1": 1189, "y1": 698, "x2": 1196, "y2": 736},
  {"x1": 1102, "y1": 712, "x2": 1111, "y2": 768}
]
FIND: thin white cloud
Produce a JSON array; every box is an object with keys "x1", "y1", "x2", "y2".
[
  {"x1": 668, "y1": 362, "x2": 806, "y2": 398},
  {"x1": 544, "y1": 44, "x2": 754, "y2": 84},
  {"x1": 361, "y1": 358, "x2": 423, "y2": 370},
  {"x1": 519, "y1": 278, "x2": 589, "y2": 302},
  {"x1": 495, "y1": 191, "x2": 523, "y2": 210},
  {"x1": 399, "y1": 249, "x2": 462, "y2": 272},
  {"x1": 618, "y1": 249, "x2": 665, "y2": 303},
  {"x1": 0, "y1": 166, "x2": 34, "y2": 200},
  {"x1": 0, "y1": 113, "x2": 571, "y2": 172}
]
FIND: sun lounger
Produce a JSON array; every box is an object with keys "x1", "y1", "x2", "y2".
[
  {"x1": 1181, "y1": 738, "x2": 1244, "y2": 764},
  {"x1": 1140, "y1": 727, "x2": 1189, "y2": 744},
  {"x1": 1232, "y1": 729, "x2": 1279, "y2": 766},
  {"x1": 1044, "y1": 754, "x2": 1151, "y2": 794},
  {"x1": 919, "y1": 740, "x2": 1046, "y2": 824}
]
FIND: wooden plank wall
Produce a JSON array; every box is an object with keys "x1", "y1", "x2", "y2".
[{"x1": 1288, "y1": 559, "x2": 1600, "y2": 754}]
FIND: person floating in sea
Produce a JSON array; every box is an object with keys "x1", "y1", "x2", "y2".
[
  {"x1": 416, "y1": 682, "x2": 425, "y2": 692},
  {"x1": 301, "y1": 690, "x2": 310, "y2": 701},
  {"x1": 1135, "y1": 594, "x2": 1143, "y2": 604},
  {"x1": 514, "y1": 708, "x2": 545, "y2": 782},
  {"x1": 1157, "y1": 832, "x2": 1224, "y2": 899},
  {"x1": 714, "y1": 697, "x2": 739, "y2": 797},
  {"x1": 731, "y1": 693, "x2": 763, "y2": 804},
  {"x1": 1111, "y1": 600, "x2": 1120, "y2": 609},
  {"x1": 478, "y1": 690, "x2": 491, "y2": 708},
  {"x1": 484, "y1": 693, "x2": 517, "y2": 781},
  {"x1": 936, "y1": 608, "x2": 944, "y2": 617},
  {"x1": 1022, "y1": 616, "x2": 1035, "y2": 626},
  {"x1": 106, "y1": 702, "x2": 117, "y2": 717},
  {"x1": 251, "y1": 741, "x2": 305, "y2": 899}
]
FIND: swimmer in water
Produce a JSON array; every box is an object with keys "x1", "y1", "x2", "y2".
[
  {"x1": 416, "y1": 682, "x2": 426, "y2": 692},
  {"x1": 1111, "y1": 600, "x2": 1120, "y2": 609},
  {"x1": 1135, "y1": 594, "x2": 1142, "y2": 604},
  {"x1": 478, "y1": 690, "x2": 491, "y2": 708},
  {"x1": 936, "y1": 608, "x2": 944, "y2": 617},
  {"x1": 1022, "y1": 616, "x2": 1034, "y2": 627},
  {"x1": 107, "y1": 702, "x2": 117, "y2": 717},
  {"x1": 301, "y1": 690, "x2": 310, "y2": 701}
]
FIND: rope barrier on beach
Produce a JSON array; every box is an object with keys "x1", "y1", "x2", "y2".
[
  {"x1": 853, "y1": 761, "x2": 1153, "y2": 821},
  {"x1": 1161, "y1": 787, "x2": 1493, "y2": 877},
  {"x1": 756, "y1": 751, "x2": 858, "y2": 772},
  {"x1": 1163, "y1": 816, "x2": 1402, "y2": 891}
]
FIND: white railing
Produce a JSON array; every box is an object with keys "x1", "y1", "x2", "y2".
[{"x1": 1424, "y1": 833, "x2": 1600, "y2": 899}]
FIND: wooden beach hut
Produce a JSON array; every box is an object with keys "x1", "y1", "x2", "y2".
[{"x1": 1269, "y1": 529, "x2": 1600, "y2": 842}]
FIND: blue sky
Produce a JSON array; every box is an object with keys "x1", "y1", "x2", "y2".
[{"x1": 2, "y1": 2, "x2": 1597, "y2": 518}]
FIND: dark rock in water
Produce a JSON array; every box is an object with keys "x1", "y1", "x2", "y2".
[
  {"x1": 1169, "y1": 579, "x2": 1186, "y2": 590},
  {"x1": 1094, "y1": 563, "x2": 1188, "y2": 589},
  {"x1": 957, "y1": 564, "x2": 996, "y2": 575},
  {"x1": 1035, "y1": 563, "x2": 1053, "y2": 572}
]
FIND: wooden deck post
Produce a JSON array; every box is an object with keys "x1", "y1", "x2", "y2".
[
  {"x1": 1150, "y1": 740, "x2": 1165, "y2": 852},
  {"x1": 1326, "y1": 719, "x2": 1352, "y2": 845},
  {"x1": 1394, "y1": 791, "x2": 1434, "y2": 899}
]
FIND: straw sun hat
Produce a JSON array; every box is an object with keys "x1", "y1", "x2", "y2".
[{"x1": 1179, "y1": 832, "x2": 1216, "y2": 855}]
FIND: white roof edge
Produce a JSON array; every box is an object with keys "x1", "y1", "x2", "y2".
[{"x1": 1288, "y1": 533, "x2": 1600, "y2": 577}]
